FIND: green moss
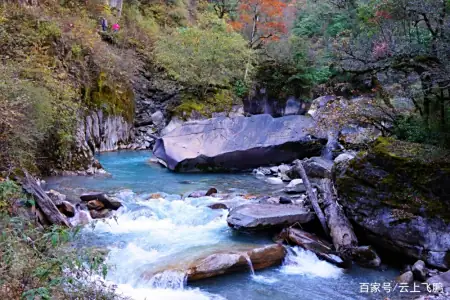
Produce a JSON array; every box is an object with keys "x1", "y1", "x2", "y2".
[
  {"x1": 340, "y1": 137, "x2": 450, "y2": 222},
  {"x1": 173, "y1": 90, "x2": 235, "y2": 119},
  {"x1": 88, "y1": 72, "x2": 135, "y2": 122}
]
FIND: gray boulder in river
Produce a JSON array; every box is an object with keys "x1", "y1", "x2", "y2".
[
  {"x1": 153, "y1": 114, "x2": 325, "y2": 172},
  {"x1": 227, "y1": 203, "x2": 314, "y2": 231},
  {"x1": 334, "y1": 137, "x2": 450, "y2": 269}
]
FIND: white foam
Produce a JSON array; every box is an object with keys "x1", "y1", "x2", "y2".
[
  {"x1": 117, "y1": 284, "x2": 227, "y2": 300},
  {"x1": 281, "y1": 247, "x2": 343, "y2": 279},
  {"x1": 252, "y1": 275, "x2": 279, "y2": 284}
]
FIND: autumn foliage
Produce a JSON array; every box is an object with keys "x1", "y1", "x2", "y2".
[{"x1": 230, "y1": 0, "x2": 287, "y2": 48}]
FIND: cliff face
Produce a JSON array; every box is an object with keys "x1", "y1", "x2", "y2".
[
  {"x1": 57, "y1": 110, "x2": 132, "y2": 175},
  {"x1": 334, "y1": 138, "x2": 450, "y2": 268}
]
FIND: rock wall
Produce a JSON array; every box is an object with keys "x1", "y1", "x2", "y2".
[{"x1": 334, "y1": 138, "x2": 450, "y2": 269}]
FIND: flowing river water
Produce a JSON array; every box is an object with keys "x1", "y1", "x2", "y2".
[{"x1": 46, "y1": 151, "x2": 401, "y2": 300}]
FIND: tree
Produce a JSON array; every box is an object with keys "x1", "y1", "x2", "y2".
[
  {"x1": 154, "y1": 13, "x2": 253, "y2": 97},
  {"x1": 210, "y1": 0, "x2": 240, "y2": 19},
  {"x1": 230, "y1": 0, "x2": 287, "y2": 49}
]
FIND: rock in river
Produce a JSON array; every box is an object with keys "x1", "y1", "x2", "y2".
[
  {"x1": 334, "y1": 137, "x2": 450, "y2": 269},
  {"x1": 227, "y1": 203, "x2": 314, "y2": 231},
  {"x1": 279, "y1": 228, "x2": 348, "y2": 268},
  {"x1": 186, "y1": 244, "x2": 286, "y2": 281},
  {"x1": 153, "y1": 114, "x2": 325, "y2": 172}
]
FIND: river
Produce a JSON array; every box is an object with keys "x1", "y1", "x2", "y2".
[{"x1": 46, "y1": 151, "x2": 400, "y2": 300}]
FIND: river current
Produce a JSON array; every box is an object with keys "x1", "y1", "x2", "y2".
[{"x1": 46, "y1": 151, "x2": 400, "y2": 300}]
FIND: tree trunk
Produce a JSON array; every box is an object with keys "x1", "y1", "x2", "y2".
[
  {"x1": 318, "y1": 178, "x2": 358, "y2": 256},
  {"x1": 294, "y1": 161, "x2": 329, "y2": 237},
  {"x1": 21, "y1": 171, "x2": 70, "y2": 227}
]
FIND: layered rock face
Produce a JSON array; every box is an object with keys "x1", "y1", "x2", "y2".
[
  {"x1": 334, "y1": 137, "x2": 450, "y2": 268},
  {"x1": 84, "y1": 110, "x2": 132, "y2": 152},
  {"x1": 154, "y1": 114, "x2": 325, "y2": 172},
  {"x1": 61, "y1": 110, "x2": 132, "y2": 174}
]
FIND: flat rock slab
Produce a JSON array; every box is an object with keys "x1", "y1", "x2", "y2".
[
  {"x1": 153, "y1": 114, "x2": 325, "y2": 172},
  {"x1": 227, "y1": 204, "x2": 314, "y2": 231}
]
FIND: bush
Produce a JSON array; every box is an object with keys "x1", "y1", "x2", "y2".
[{"x1": 154, "y1": 13, "x2": 253, "y2": 98}]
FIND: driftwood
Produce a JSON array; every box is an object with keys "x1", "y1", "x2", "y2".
[
  {"x1": 21, "y1": 171, "x2": 70, "y2": 227},
  {"x1": 294, "y1": 160, "x2": 329, "y2": 237},
  {"x1": 319, "y1": 178, "x2": 358, "y2": 256}
]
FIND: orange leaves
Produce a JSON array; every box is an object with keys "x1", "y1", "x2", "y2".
[{"x1": 231, "y1": 0, "x2": 288, "y2": 47}]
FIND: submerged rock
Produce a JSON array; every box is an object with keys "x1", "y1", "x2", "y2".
[
  {"x1": 334, "y1": 137, "x2": 450, "y2": 269},
  {"x1": 186, "y1": 244, "x2": 286, "y2": 281},
  {"x1": 153, "y1": 114, "x2": 325, "y2": 172},
  {"x1": 227, "y1": 204, "x2": 314, "y2": 231},
  {"x1": 188, "y1": 188, "x2": 218, "y2": 198},
  {"x1": 279, "y1": 228, "x2": 348, "y2": 268}
]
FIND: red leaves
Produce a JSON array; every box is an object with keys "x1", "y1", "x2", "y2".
[{"x1": 231, "y1": 0, "x2": 288, "y2": 47}]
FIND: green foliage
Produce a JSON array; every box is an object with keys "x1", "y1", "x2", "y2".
[
  {"x1": 0, "y1": 180, "x2": 22, "y2": 213},
  {"x1": 0, "y1": 214, "x2": 125, "y2": 299},
  {"x1": 393, "y1": 115, "x2": 450, "y2": 148},
  {"x1": 174, "y1": 89, "x2": 235, "y2": 118},
  {"x1": 154, "y1": 13, "x2": 253, "y2": 97}
]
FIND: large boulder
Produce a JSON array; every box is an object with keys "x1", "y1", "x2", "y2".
[
  {"x1": 186, "y1": 244, "x2": 286, "y2": 281},
  {"x1": 153, "y1": 114, "x2": 325, "y2": 172},
  {"x1": 227, "y1": 203, "x2": 314, "y2": 231},
  {"x1": 334, "y1": 137, "x2": 450, "y2": 269}
]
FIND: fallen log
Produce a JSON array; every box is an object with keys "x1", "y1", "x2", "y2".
[
  {"x1": 21, "y1": 171, "x2": 70, "y2": 227},
  {"x1": 318, "y1": 178, "x2": 358, "y2": 257},
  {"x1": 294, "y1": 160, "x2": 329, "y2": 237}
]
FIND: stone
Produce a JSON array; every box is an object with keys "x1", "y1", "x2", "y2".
[
  {"x1": 253, "y1": 167, "x2": 271, "y2": 176},
  {"x1": 284, "y1": 179, "x2": 306, "y2": 194},
  {"x1": 188, "y1": 188, "x2": 217, "y2": 198},
  {"x1": 280, "y1": 173, "x2": 291, "y2": 182},
  {"x1": 80, "y1": 193, "x2": 122, "y2": 210},
  {"x1": 334, "y1": 137, "x2": 450, "y2": 269},
  {"x1": 302, "y1": 157, "x2": 333, "y2": 179},
  {"x1": 46, "y1": 189, "x2": 66, "y2": 206},
  {"x1": 279, "y1": 228, "x2": 349, "y2": 268},
  {"x1": 153, "y1": 114, "x2": 325, "y2": 172},
  {"x1": 266, "y1": 177, "x2": 283, "y2": 185},
  {"x1": 227, "y1": 203, "x2": 314, "y2": 231},
  {"x1": 151, "y1": 110, "x2": 165, "y2": 126},
  {"x1": 351, "y1": 246, "x2": 381, "y2": 268},
  {"x1": 90, "y1": 209, "x2": 113, "y2": 219},
  {"x1": 56, "y1": 201, "x2": 75, "y2": 218},
  {"x1": 186, "y1": 244, "x2": 286, "y2": 281},
  {"x1": 279, "y1": 196, "x2": 293, "y2": 204},
  {"x1": 412, "y1": 260, "x2": 428, "y2": 282},
  {"x1": 278, "y1": 164, "x2": 291, "y2": 174},
  {"x1": 87, "y1": 200, "x2": 105, "y2": 211},
  {"x1": 427, "y1": 270, "x2": 450, "y2": 289},
  {"x1": 161, "y1": 117, "x2": 183, "y2": 136},
  {"x1": 397, "y1": 271, "x2": 414, "y2": 284},
  {"x1": 334, "y1": 152, "x2": 356, "y2": 165},
  {"x1": 307, "y1": 95, "x2": 336, "y2": 118},
  {"x1": 208, "y1": 203, "x2": 228, "y2": 210},
  {"x1": 270, "y1": 166, "x2": 279, "y2": 174}
]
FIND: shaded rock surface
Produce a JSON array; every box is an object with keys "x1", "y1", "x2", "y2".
[
  {"x1": 227, "y1": 204, "x2": 314, "y2": 231},
  {"x1": 334, "y1": 137, "x2": 450, "y2": 269},
  {"x1": 153, "y1": 114, "x2": 325, "y2": 172}
]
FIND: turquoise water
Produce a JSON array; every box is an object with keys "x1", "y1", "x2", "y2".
[{"x1": 45, "y1": 151, "x2": 403, "y2": 300}]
